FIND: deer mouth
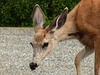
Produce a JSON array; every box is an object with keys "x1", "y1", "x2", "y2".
[{"x1": 29, "y1": 62, "x2": 38, "y2": 71}]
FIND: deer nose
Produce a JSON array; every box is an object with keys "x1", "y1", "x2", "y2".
[{"x1": 29, "y1": 62, "x2": 38, "y2": 71}]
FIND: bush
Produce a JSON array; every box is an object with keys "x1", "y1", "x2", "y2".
[{"x1": 0, "y1": 0, "x2": 81, "y2": 27}]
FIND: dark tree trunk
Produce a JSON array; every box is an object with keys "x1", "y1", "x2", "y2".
[{"x1": 47, "y1": 0, "x2": 53, "y2": 18}]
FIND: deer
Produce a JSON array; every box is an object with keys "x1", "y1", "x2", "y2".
[{"x1": 29, "y1": 0, "x2": 100, "y2": 75}]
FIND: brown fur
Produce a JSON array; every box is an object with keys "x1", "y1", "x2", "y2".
[
  {"x1": 53, "y1": 0, "x2": 100, "y2": 75},
  {"x1": 71, "y1": 0, "x2": 100, "y2": 75},
  {"x1": 31, "y1": 1, "x2": 100, "y2": 74},
  {"x1": 33, "y1": 26, "x2": 48, "y2": 46}
]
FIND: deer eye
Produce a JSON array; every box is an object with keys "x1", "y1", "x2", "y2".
[
  {"x1": 30, "y1": 42, "x2": 34, "y2": 47},
  {"x1": 42, "y1": 42, "x2": 49, "y2": 48}
]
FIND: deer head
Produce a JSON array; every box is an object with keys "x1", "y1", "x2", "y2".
[{"x1": 29, "y1": 4, "x2": 68, "y2": 71}]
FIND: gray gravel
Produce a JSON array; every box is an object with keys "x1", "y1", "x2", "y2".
[{"x1": 0, "y1": 27, "x2": 94, "y2": 75}]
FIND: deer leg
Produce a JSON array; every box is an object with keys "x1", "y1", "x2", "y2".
[
  {"x1": 75, "y1": 47, "x2": 94, "y2": 75},
  {"x1": 94, "y1": 36, "x2": 100, "y2": 75}
]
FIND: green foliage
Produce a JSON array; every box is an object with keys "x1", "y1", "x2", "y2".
[{"x1": 0, "y1": 0, "x2": 81, "y2": 27}]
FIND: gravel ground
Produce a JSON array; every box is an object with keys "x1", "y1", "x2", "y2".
[{"x1": 0, "y1": 27, "x2": 94, "y2": 75}]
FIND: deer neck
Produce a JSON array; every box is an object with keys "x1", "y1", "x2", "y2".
[
  {"x1": 67, "y1": 2, "x2": 81, "y2": 20},
  {"x1": 54, "y1": 2, "x2": 81, "y2": 42}
]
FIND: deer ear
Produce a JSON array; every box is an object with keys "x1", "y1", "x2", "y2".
[
  {"x1": 49, "y1": 7, "x2": 68, "y2": 31},
  {"x1": 32, "y1": 4, "x2": 45, "y2": 29},
  {"x1": 56, "y1": 7, "x2": 68, "y2": 29}
]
